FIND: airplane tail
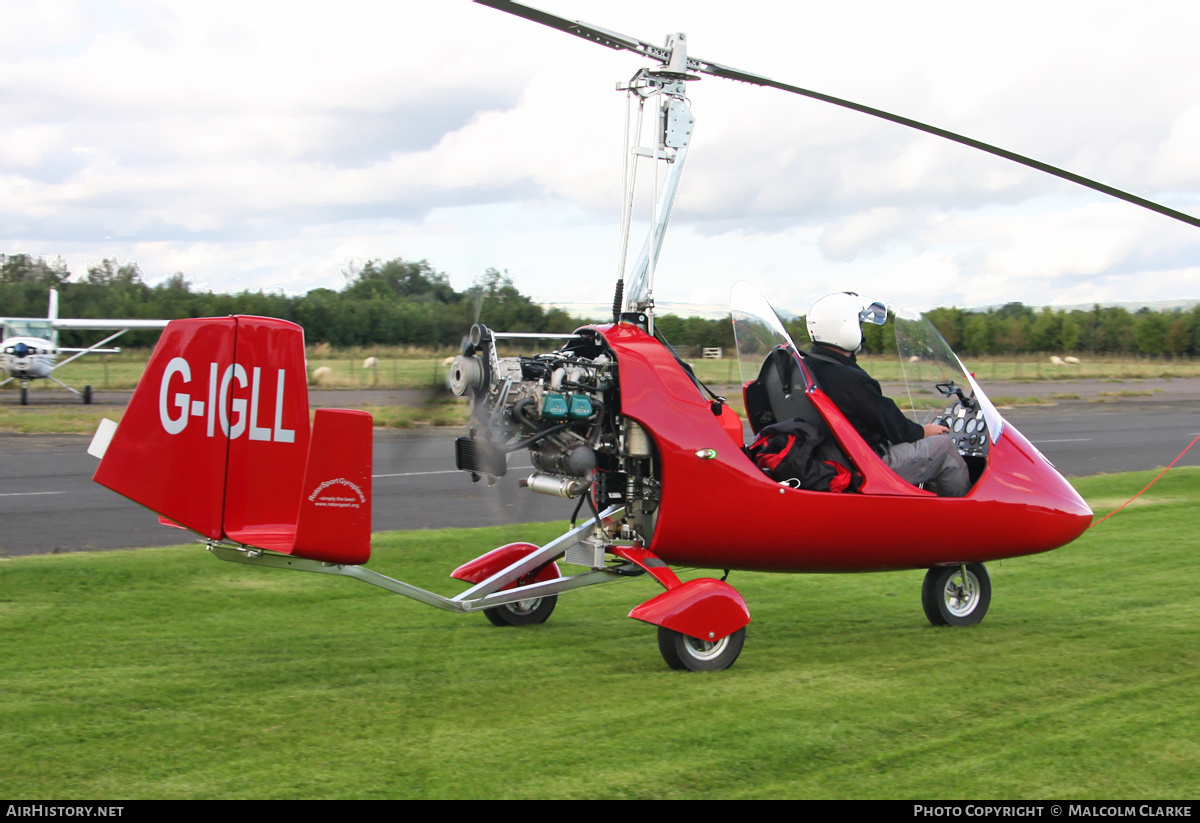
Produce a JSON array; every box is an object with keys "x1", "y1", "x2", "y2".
[
  {"x1": 91, "y1": 316, "x2": 372, "y2": 565},
  {"x1": 48, "y1": 287, "x2": 59, "y2": 346}
]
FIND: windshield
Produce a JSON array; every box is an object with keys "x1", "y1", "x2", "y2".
[
  {"x1": 730, "y1": 281, "x2": 799, "y2": 386},
  {"x1": 894, "y1": 307, "x2": 1003, "y2": 443},
  {"x1": 5, "y1": 320, "x2": 54, "y2": 342}
]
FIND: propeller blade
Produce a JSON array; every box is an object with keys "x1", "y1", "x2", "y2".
[{"x1": 474, "y1": 0, "x2": 1200, "y2": 229}]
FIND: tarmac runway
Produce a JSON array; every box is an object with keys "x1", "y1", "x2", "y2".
[{"x1": 2, "y1": 380, "x2": 1197, "y2": 556}]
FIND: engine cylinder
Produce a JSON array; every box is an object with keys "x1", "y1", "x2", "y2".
[{"x1": 531, "y1": 443, "x2": 596, "y2": 477}]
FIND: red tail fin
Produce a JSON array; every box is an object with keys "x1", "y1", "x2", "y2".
[{"x1": 93, "y1": 316, "x2": 372, "y2": 564}]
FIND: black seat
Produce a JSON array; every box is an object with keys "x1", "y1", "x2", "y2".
[{"x1": 744, "y1": 346, "x2": 824, "y2": 435}]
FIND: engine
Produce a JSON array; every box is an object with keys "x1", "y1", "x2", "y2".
[{"x1": 449, "y1": 324, "x2": 660, "y2": 548}]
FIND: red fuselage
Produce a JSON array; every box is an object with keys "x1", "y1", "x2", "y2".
[{"x1": 594, "y1": 323, "x2": 1093, "y2": 573}]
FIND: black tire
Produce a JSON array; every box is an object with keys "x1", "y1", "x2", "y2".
[
  {"x1": 83, "y1": 385, "x2": 92, "y2": 405},
  {"x1": 922, "y1": 563, "x2": 991, "y2": 626},
  {"x1": 483, "y1": 594, "x2": 557, "y2": 627},
  {"x1": 657, "y1": 626, "x2": 746, "y2": 672},
  {"x1": 20, "y1": 386, "x2": 27, "y2": 406}
]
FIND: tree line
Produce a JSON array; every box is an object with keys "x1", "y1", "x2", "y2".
[
  {"x1": 2, "y1": 253, "x2": 1196, "y2": 356},
  {"x1": 658, "y1": 301, "x2": 1200, "y2": 358},
  {"x1": 0, "y1": 254, "x2": 576, "y2": 349}
]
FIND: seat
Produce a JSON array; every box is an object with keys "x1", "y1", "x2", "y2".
[
  {"x1": 744, "y1": 345, "x2": 927, "y2": 496},
  {"x1": 743, "y1": 346, "x2": 824, "y2": 435}
]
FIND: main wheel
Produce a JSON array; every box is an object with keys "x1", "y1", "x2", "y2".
[
  {"x1": 83, "y1": 385, "x2": 93, "y2": 405},
  {"x1": 922, "y1": 563, "x2": 991, "y2": 626},
  {"x1": 657, "y1": 626, "x2": 746, "y2": 672},
  {"x1": 484, "y1": 594, "x2": 557, "y2": 627},
  {"x1": 19, "y1": 386, "x2": 27, "y2": 406}
]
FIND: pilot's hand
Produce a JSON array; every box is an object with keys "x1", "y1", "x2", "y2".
[{"x1": 923, "y1": 423, "x2": 949, "y2": 437}]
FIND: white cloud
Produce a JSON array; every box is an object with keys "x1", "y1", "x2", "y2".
[{"x1": 0, "y1": 0, "x2": 1196, "y2": 316}]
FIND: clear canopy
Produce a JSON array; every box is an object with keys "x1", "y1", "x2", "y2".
[
  {"x1": 730, "y1": 281, "x2": 798, "y2": 386},
  {"x1": 894, "y1": 306, "x2": 1003, "y2": 443},
  {"x1": 728, "y1": 284, "x2": 1003, "y2": 445}
]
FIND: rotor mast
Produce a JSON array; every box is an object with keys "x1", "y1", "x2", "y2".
[{"x1": 614, "y1": 34, "x2": 696, "y2": 333}]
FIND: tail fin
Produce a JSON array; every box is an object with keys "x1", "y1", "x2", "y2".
[
  {"x1": 93, "y1": 316, "x2": 372, "y2": 564},
  {"x1": 48, "y1": 287, "x2": 59, "y2": 346}
]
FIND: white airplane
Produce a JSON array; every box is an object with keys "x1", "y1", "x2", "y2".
[{"x1": 1, "y1": 288, "x2": 169, "y2": 405}]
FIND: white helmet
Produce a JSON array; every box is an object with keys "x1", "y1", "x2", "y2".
[{"x1": 807, "y1": 292, "x2": 867, "y2": 351}]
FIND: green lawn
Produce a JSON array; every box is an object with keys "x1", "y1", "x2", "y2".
[
  {"x1": 7, "y1": 348, "x2": 1195, "y2": 397},
  {"x1": 0, "y1": 469, "x2": 1196, "y2": 798}
]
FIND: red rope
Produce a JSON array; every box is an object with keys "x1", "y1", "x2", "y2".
[{"x1": 1090, "y1": 433, "x2": 1200, "y2": 526}]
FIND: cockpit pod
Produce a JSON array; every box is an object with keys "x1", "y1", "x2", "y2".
[{"x1": 720, "y1": 282, "x2": 1093, "y2": 573}]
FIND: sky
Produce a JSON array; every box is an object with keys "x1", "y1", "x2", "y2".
[{"x1": 2, "y1": 0, "x2": 1198, "y2": 316}]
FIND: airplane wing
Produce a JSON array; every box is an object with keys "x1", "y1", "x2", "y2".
[{"x1": 51, "y1": 319, "x2": 171, "y2": 330}]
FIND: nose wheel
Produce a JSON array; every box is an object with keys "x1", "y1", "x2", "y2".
[{"x1": 922, "y1": 563, "x2": 991, "y2": 626}]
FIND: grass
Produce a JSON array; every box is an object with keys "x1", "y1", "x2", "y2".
[
  {"x1": 6, "y1": 349, "x2": 1196, "y2": 398},
  {"x1": 1095, "y1": 389, "x2": 1166, "y2": 398},
  {"x1": 0, "y1": 468, "x2": 1196, "y2": 799},
  {"x1": 0, "y1": 405, "x2": 125, "y2": 434},
  {"x1": 698, "y1": 354, "x2": 1200, "y2": 386},
  {"x1": 358, "y1": 398, "x2": 469, "y2": 428}
]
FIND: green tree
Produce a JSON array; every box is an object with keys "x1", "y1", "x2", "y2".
[
  {"x1": 342, "y1": 258, "x2": 455, "y2": 303},
  {"x1": 1163, "y1": 314, "x2": 1192, "y2": 357},
  {"x1": 962, "y1": 313, "x2": 994, "y2": 355},
  {"x1": 1133, "y1": 310, "x2": 1167, "y2": 356},
  {"x1": 1059, "y1": 315, "x2": 1081, "y2": 352},
  {"x1": 1030, "y1": 307, "x2": 1062, "y2": 352},
  {"x1": 0, "y1": 254, "x2": 70, "y2": 286}
]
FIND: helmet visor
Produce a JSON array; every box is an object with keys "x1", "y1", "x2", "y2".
[{"x1": 859, "y1": 301, "x2": 888, "y2": 325}]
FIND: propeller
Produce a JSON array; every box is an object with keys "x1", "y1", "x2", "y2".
[
  {"x1": 474, "y1": 0, "x2": 1199, "y2": 230},
  {"x1": 450, "y1": 272, "x2": 521, "y2": 482}
]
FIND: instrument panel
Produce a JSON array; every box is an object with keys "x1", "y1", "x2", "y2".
[{"x1": 933, "y1": 402, "x2": 990, "y2": 458}]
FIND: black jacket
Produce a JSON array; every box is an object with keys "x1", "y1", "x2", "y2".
[{"x1": 805, "y1": 344, "x2": 923, "y2": 455}]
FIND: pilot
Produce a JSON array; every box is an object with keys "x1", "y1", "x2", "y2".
[{"x1": 803, "y1": 292, "x2": 969, "y2": 497}]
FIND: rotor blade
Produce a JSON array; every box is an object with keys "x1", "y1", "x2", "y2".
[
  {"x1": 700, "y1": 65, "x2": 1200, "y2": 229},
  {"x1": 474, "y1": 0, "x2": 1200, "y2": 229},
  {"x1": 474, "y1": 0, "x2": 674, "y2": 62}
]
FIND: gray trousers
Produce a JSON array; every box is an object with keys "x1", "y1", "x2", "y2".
[{"x1": 882, "y1": 435, "x2": 970, "y2": 497}]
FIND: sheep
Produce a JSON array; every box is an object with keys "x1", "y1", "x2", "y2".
[{"x1": 311, "y1": 366, "x2": 333, "y2": 385}]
